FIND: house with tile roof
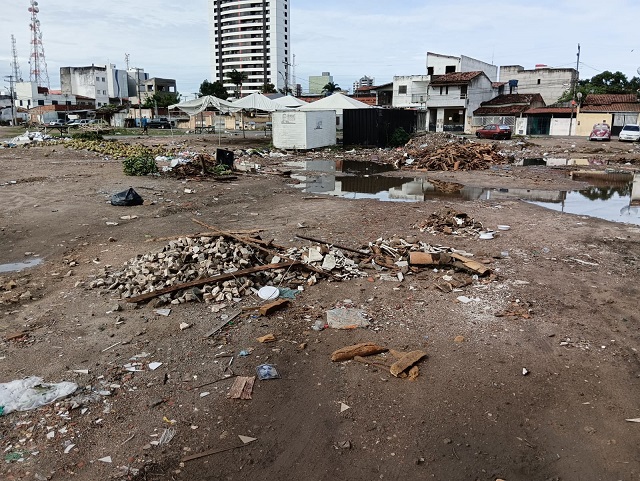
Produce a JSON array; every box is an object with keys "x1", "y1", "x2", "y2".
[
  {"x1": 473, "y1": 93, "x2": 545, "y2": 135},
  {"x1": 576, "y1": 94, "x2": 640, "y2": 136},
  {"x1": 427, "y1": 71, "x2": 495, "y2": 133}
]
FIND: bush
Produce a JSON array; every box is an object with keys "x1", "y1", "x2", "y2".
[
  {"x1": 123, "y1": 155, "x2": 158, "y2": 176},
  {"x1": 388, "y1": 127, "x2": 410, "y2": 147},
  {"x1": 71, "y1": 131, "x2": 104, "y2": 141}
]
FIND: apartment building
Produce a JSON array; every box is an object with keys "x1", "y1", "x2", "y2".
[{"x1": 208, "y1": 0, "x2": 290, "y2": 96}]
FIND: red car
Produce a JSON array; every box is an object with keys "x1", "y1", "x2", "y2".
[
  {"x1": 475, "y1": 124, "x2": 512, "y2": 140},
  {"x1": 589, "y1": 123, "x2": 611, "y2": 141}
]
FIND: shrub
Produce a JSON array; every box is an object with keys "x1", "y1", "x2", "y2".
[
  {"x1": 123, "y1": 155, "x2": 158, "y2": 176},
  {"x1": 388, "y1": 127, "x2": 410, "y2": 147}
]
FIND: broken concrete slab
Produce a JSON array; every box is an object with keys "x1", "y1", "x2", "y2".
[{"x1": 326, "y1": 308, "x2": 370, "y2": 329}]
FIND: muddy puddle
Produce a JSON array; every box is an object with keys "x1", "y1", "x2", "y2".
[
  {"x1": 0, "y1": 257, "x2": 43, "y2": 273},
  {"x1": 287, "y1": 160, "x2": 640, "y2": 225}
]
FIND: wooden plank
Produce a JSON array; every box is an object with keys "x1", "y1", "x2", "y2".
[
  {"x1": 126, "y1": 262, "x2": 297, "y2": 303},
  {"x1": 390, "y1": 350, "x2": 427, "y2": 377},
  {"x1": 331, "y1": 342, "x2": 388, "y2": 362},
  {"x1": 408, "y1": 252, "x2": 451, "y2": 266},
  {"x1": 450, "y1": 253, "x2": 490, "y2": 276},
  {"x1": 258, "y1": 299, "x2": 290, "y2": 316}
]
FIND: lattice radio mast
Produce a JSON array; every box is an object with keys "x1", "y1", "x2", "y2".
[
  {"x1": 10, "y1": 35, "x2": 23, "y2": 82},
  {"x1": 28, "y1": 0, "x2": 50, "y2": 89}
]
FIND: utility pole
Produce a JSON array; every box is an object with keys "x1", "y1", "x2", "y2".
[
  {"x1": 573, "y1": 44, "x2": 580, "y2": 99},
  {"x1": 4, "y1": 75, "x2": 17, "y2": 126},
  {"x1": 282, "y1": 59, "x2": 292, "y2": 94},
  {"x1": 568, "y1": 43, "x2": 581, "y2": 137}
]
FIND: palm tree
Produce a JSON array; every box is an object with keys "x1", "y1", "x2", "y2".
[
  {"x1": 227, "y1": 69, "x2": 248, "y2": 98},
  {"x1": 322, "y1": 82, "x2": 341, "y2": 96}
]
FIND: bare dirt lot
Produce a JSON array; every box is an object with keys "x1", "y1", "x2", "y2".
[{"x1": 0, "y1": 129, "x2": 639, "y2": 481}]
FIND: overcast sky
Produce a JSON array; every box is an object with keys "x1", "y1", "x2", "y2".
[{"x1": 1, "y1": 0, "x2": 639, "y2": 98}]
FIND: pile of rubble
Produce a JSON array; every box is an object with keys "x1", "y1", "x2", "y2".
[
  {"x1": 402, "y1": 141, "x2": 508, "y2": 171},
  {"x1": 2, "y1": 131, "x2": 53, "y2": 148},
  {"x1": 88, "y1": 235, "x2": 366, "y2": 306},
  {"x1": 413, "y1": 209, "x2": 484, "y2": 237}
]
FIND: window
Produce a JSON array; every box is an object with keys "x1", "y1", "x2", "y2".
[
  {"x1": 102, "y1": 77, "x2": 105, "y2": 82},
  {"x1": 439, "y1": 86, "x2": 443, "y2": 95},
  {"x1": 427, "y1": 66, "x2": 434, "y2": 76},
  {"x1": 38, "y1": 99, "x2": 44, "y2": 106},
  {"x1": 445, "y1": 65, "x2": 456, "y2": 74},
  {"x1": 52, "y1": 100, "x2": 58, "y2": 105},
  {"x1": 398, "y1": 85, "x2": 407, "y2": 94},
  {"x1": 460, "y1": 85, "x2": 467, "y2": 99},
  {"x1": 97, "y1": 102, "x2": 102, "y2": 107},
  {"x1": 96, "y1": 76, "x2": 99, "y2": 81},
  {"x1": 19, "y1": 100, "x2": 23, "y2": 106},
  {"x1": 537, "y1": 79, "x2": 541, "y2": 84}
]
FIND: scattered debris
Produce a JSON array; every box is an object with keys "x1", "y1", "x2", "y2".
[
  {"x1": 389, "y1": 350, "x2": 427, "y2": 378},
  {"x1": 0, "y1": 377, "x2": 77, "y2": 414},
  {"x1": 256, "y1": 333, "x2": 276, "y2": 343},
  {"x1": 258, "y1": 299, "x2": 290, "y2": 316},
  {"x1": 227, "y1": 376, "x2": 256, "y2": 400},
  {"x1": 256, "y1": 364, "x2": 280, "y2": 380},
  {"x1": 331, "y1": 342, "x2": 388, "y2": 362},
  {"x1": 326, "y1": 308, "x2": 370, "y2": 329},
  {"x1": 340, "y1": 403, "x2": 350, "y2": 413},
  {"x1": 414, "y1": 209, "x2": 484, "y2": 237}
]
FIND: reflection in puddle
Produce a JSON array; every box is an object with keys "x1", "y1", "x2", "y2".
[
  {"x1": 287, "y1": 159, "x2": 640, "y2": 225},
  {"x1": 0, "y1": 257, "x2": 43, "y2": 273}
]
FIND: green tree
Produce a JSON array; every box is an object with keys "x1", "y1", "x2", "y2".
[
  {"x1": 142, "y1": 92, "x2": 181, "y2": 108},
  {"x1": 322, "y1": 82, "x2": 341, "y2": 96},
  {"x1": 558, "y1": 71, "x2": 640, "y2": 102},
  {"x1": 226, "y1": 69, "x2": 248, "y2": 98},
  {"x1": 260, "y1": 82, "x2": 277, "y2": 94},
  {"x1": 199, "y1": 79, "x2": 229, "y2": 99}
]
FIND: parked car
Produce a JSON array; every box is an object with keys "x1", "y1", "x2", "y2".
[
  {"x1": 475, "y1": 124, "x2": 512, "y2": 140},
  {"x1": 589, "y1": 123, "x2": 611, "y2": 141},
  {"x1": 48, "y1": 120, "x2": 65, "y2": 126},
  {"x1": 148, "y1": 118, "x2": 173, "y2": 129},
  {"x1": 618, "y1": 124, "x2": 640, "y2": 142},
  {"x1": 67, "y1": 119, "x2": 99, "y2": 127}
]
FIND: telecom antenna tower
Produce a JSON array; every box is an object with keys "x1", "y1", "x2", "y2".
[
  {"x1": 10, "y1": 34, "x2": 23, "y2": 82},
  {"x1": 28, "y1": 0, "x2": 50, "y2": 89}
]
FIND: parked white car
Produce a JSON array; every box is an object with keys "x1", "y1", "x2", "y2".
[{"x1": 619, "y1": 124, "x2": 640, "y2": 142}]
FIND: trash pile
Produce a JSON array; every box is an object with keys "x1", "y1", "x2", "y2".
[
  {"x1": 413, "y1": 208, "x2": 484, "y2": 237},
  {"x1": 365, "y1": 236, "x2": 490, "y2": 278},
  {"x1": 88, "y1": 235, "x2": 366, "y2": 306},
  {"x1": 156, "y1": 152, "x2": 232, "y2": 177},
  {"x1": 2, "y1": 131, "x2": 53, "y2": 147}
]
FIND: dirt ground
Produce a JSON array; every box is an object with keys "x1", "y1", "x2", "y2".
[{"x1": 0, "y1": 129, "x2": 639, "y2": 481}]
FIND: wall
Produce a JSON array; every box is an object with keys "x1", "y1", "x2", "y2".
[
  {"x1": 549, "y1": 118, "x2": 573, "y2": 136},
  {"x1": 460, "y1": 55, "x2": 497, "y2": 82},
  {"x1": 499, "y1": 65, "x2": 576, "y2": 105},
  {"x1": 426, "y1": 53, "x2": 460, "y2": 75},
  {"x1": 272, "y1": 110, "x2": 336, "y2": 149},
  {"x1": 61, "y1": 66, "x2": 110, "y2": 107},
  {"x1": 576, "y1": 112, "x2": 612, "y2": 136},
  {"x1": 107, "y1": 64, "x2": 130, "y2": 100}
]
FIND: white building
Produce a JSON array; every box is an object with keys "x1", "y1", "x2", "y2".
[
  {"x1": 14, "y1": 81, "x2": 77, "y2": 111},
  {"x1": 208, "y1": 0, "x2": 290, "y2": 96},
  {"x1": 60, "y1": 65, "x2": 111, "y2": 107},
  {"x1": 499, "y1": 64, "x2": 576, "y2": 105},
  {"x1": 393, "y1": 52, "x2": 497, "y2": 111},
  {"x1": 353, "y1": 75, "x2": 374, "y2": 93}
]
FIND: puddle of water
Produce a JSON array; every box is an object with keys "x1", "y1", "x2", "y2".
[
  {"x1": 288, "y1": 159, "x2": 640, "y2": 225},
  {"x1": 0, "y1": 257, "x2": 43, "y2": 273}
]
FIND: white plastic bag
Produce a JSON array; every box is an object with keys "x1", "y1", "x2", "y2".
[{"x1": 0, "y1": 377, "x2": 78, "y2": 415}]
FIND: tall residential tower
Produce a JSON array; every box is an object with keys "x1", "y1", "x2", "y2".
[{"x1": 208, "y1": 0, "x2": 290, "y2": 97}]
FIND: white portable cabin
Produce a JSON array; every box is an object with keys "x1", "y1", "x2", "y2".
[{"x1": 272, "y1": 110, "x2": 336, "y2": 149}]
